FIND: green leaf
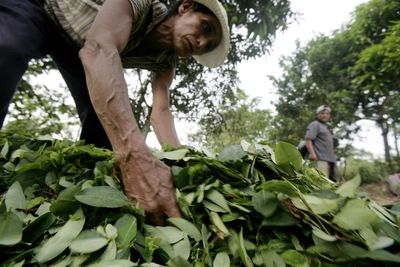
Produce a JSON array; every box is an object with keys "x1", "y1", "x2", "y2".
[
  {"x1": 281, "y1": 249, "x2": 307, "y2": 266},
  {"x1": 167, "y1": 256, "x2": 192, "y2": 267},
  {"x1": 1, "y1": 139, "x2": 9, "y2": 158},
  {"x1": 360, "y1": 226, "x2": 379, "y2": 249},
  {"x1": 75, "y1": 186, "x2": 130, "y2": 208},
  {"x1": 311, "y1": 227, "x2": 337, "y2": 242},
  {"x1": 87, "y1": 260, "x2": 136, "y2": 267},
  {"x1": 209, "y1": 211, "x2": 230, "y2": 236},
  {"x1": 201, "y1": 224, "x2": 209, "y2": 249},
  {"x1": 291, "y1": 195, "x2": 338, "y2": 214},
  {"x1": 5, "y1": 181, "x2": 26, "y2": 212},
  {"x1": 366, "y1": 233, "x2": 396, "y2": 251},
  {"x1": 155, "y1": 148, "x2": 189, "y2": 160},
  {"x1": 273, "y1": 142, "x2": 303, "y2": 172},
  {"x1": 213, "y1": 251, "x2": 230, "y2": 267},
  {"x1": 173, "y1": 236, "x2": 191, "y2": 260},
  {"x1": 105, "y1": 224, "x2": 118, "y2": 240},
  {"x1": 144, "y1": 225, "x2": 174, "y2": 258},
  {"x1": 26, "y1": 196, "x2": 45, "y2": 209},
  {"x1": 218, "y1": 145, "x2": 247, "y2": 162},
  {"x1": 259, "y1": 250, "x2": 285, "y2": 267},
  {"x1": 262, "y1": 180, "x2": 300, "y2": 197},
  {"x1": 0, "y1": 212, "x2": 23, "y2": 246},
  {"x1": 205, "y1": 189, "x2": 231, "y2": 213},
  {"x1": 156, "y1": 226, "x2": 185, "y2": 244},
  {"x1": 263, "y1": 210, "x2": 298, "y2": 227},
  {"x1": 203, "y1": 200, "x2": 228, "y2": 213},
  {"x1": 333, "y1": 199, "x2": 378, "y2": 230},
  {"x1": 100, "y1": 240, "x2": 117, "y2": 261},
  {"x1": 52, "y1": 255, "x2": 90, "y2": 267},
  {"x1": 238, "y1": 229, "x2": 254, "y2": 267},
  {"x1": 22, "y1": 212, "x2": 56, "y2": 243},
  {"x1": 252, "y1": 191, "x2": 279, "y2": 218},
  {"x1": 115, "y1": 214, "x2": 137, "y2": 249},
  {"x1": 167, "y1": 217, "x2": 201, "y2": 242},
  {"x1": 362, "y1": 249, "x2": 400, "y2": 262},
  {"x1": 336, "y1": 175, "x2": 361, "y2": 197},
  {"x1": 50, "y1": 185, "x2": 81, "y2": 215},
  {"x1": 35, "y1": 208, "x2": 85, "y2": 263},
  {"x1": 50, "y1": 199, "x2": 81, "y2": 216},
  {"x1": 69, "y1": 230, "x2": 109, "y2": 254}
]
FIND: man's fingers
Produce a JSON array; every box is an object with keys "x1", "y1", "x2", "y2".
[
  {"x1": 163, "y1": 195, "x2": 182, "y2": 218},
  {"x1": 165, "y1": 204, "x2": 182, "y2": 218}
]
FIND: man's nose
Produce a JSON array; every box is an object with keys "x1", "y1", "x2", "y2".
[{"x1": 196, "y1": 36, "x2": 207, "y2": 52}]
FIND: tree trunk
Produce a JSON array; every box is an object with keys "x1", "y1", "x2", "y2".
[
  {"x1": 393, "y1": 122, "x2": 400, "y2": 159},
  {"x1": 379, "y1": 120, "x2": 393, "y2": 173}
]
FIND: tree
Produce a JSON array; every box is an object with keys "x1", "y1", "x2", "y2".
[
  {"x1": 271, "y1": 0, "x2": 400, "y2": 168},
  {"x1": 4, "y1": 59, "x2": 79, "y2": 139},
  {"x1": 351, "y1": 20, "x2": 400, "y2": 170},
  {"x1": 188, "y1": 89, "x2": 273, "y2": 152}
]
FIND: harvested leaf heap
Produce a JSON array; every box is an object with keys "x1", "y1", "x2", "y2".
[{"x1": 0, "y1": 133, "x2": 400, "y2": 267}]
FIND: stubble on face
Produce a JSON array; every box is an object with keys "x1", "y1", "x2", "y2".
[
  {"x1": 318, "y1": 111, "x2": 331, "y2": 122},
  {"x1": 171, "y1": 10, "x2": 222, "y2": 57}
]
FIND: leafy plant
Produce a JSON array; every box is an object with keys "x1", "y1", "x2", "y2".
[{"x1": 0, "y1": 134, "x2": 400, "y2": 266}]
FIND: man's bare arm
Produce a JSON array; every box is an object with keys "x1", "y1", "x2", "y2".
[
  {"x1": 79, "y1": 0, "x2": 181, "y2": 221},
  {"x1": 151, "y1": 70, "x2": 181, "y2": 147},
  {"x1": 306, "y1": 139, "x2": 317, "y2": 161}
]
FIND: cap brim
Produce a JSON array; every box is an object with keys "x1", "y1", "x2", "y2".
[{"x1": 192, "y1": 0, "x2": 230, "y2": 68}]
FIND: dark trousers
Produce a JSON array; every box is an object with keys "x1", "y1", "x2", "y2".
[{"x1": 0, "y1": 0, "x2": 111, "y2": 148}]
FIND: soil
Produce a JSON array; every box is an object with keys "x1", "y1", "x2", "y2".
[{"x1": 360, "y1": 180, "x2": 400, "y2": 206}]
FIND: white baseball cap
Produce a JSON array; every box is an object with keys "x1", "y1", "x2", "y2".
[
  {"x1": 316, "y1": 105, "x2": 331, "y2": 114},
  {"x1": 192, "y1": 0, "x2": 230, "y2": 68}
]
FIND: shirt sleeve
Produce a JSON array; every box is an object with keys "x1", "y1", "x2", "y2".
[
  {"x1": 305, "y1": 121, "x2": 319, "y2": 140},
  {"x1": 127, "y1": 0, "x2": 152, "y2": 26}
]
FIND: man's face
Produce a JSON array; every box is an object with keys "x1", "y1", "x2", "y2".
[
  {"x1": 317, "y1": 110, "x2": 331, "y2": 122},
  {"x1": 172, "y1": 5, "x2": 222, "y2": 57}
]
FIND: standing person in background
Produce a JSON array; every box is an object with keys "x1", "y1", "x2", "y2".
[
  {"x1": 0, "y1": 0, "x2": 230, "y2": 223},
  {"x1": 305, "y1": 105, "x2": 340, "y2": 181}
]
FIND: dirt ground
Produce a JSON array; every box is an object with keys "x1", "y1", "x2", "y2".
[{"x1": 360, "y1": 180, "x2": 400, "y2": 206}]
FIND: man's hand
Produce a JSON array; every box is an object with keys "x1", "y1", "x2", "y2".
[
  {"x1": 117, "y1": 149, "x2": 182, "y2": 225},
  {"x1": 305, "y1": 139, "x2": 317, "y2": 161},
  {"x1": 309, "y1": 153, "x2": 318, "y2": 161}
]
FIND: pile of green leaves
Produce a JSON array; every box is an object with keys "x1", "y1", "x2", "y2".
[{"x1": 1, "y1": 134, "x2": 400, "y2": 267}]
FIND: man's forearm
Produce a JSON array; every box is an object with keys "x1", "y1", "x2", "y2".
[
  {"x1": 151, "y1": 109, "x2": 181, "y2": 147},
  {"x1": 80, "y1": 44, "x2": 144, "y2": 152},
  {"x1": 79, "y1": 41, "x2": 161, "y2": 199},
  {"x1": 150, "y1": 70, "x2": 180, "y2": 147},
  {"x1": 306, "y1": 139, "x2": 317, "y2": 159}
]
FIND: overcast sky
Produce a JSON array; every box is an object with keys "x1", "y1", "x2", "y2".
[{"x1": 239, "y1": 0, "x2": 369, "y2": 107}]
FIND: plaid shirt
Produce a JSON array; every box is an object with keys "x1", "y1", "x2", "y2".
[{"x1": 44, "y1": 0, "x2": 177, "y2": 71}]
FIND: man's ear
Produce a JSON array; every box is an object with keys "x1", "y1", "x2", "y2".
[{"x1": 178, "y1": 0, "x2": 194, "y2": 14}]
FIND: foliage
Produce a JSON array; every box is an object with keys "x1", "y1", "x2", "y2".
[
  {"x1": 1, "y1": 134, "x2": 400, "y2": 266},
  {"x1": 5, "y1": 59, "x2": 79, "y2": 139},
  {"x1": 188, "y1": 90, "x2": 273, "y2": 152},
  {"x1": 341, "y1": 157, "x2": 388, "y2": 184},
  {"x1": 270, "y1": 0, "x2": 400, "y2": 166},
  {"x1": 350, "y1": 20, "x2": 400, "y2": 170}
]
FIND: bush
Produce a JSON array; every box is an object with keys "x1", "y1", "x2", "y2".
[{"x1": 341, "y1": 157, "x2": 388, "y2": 184}]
